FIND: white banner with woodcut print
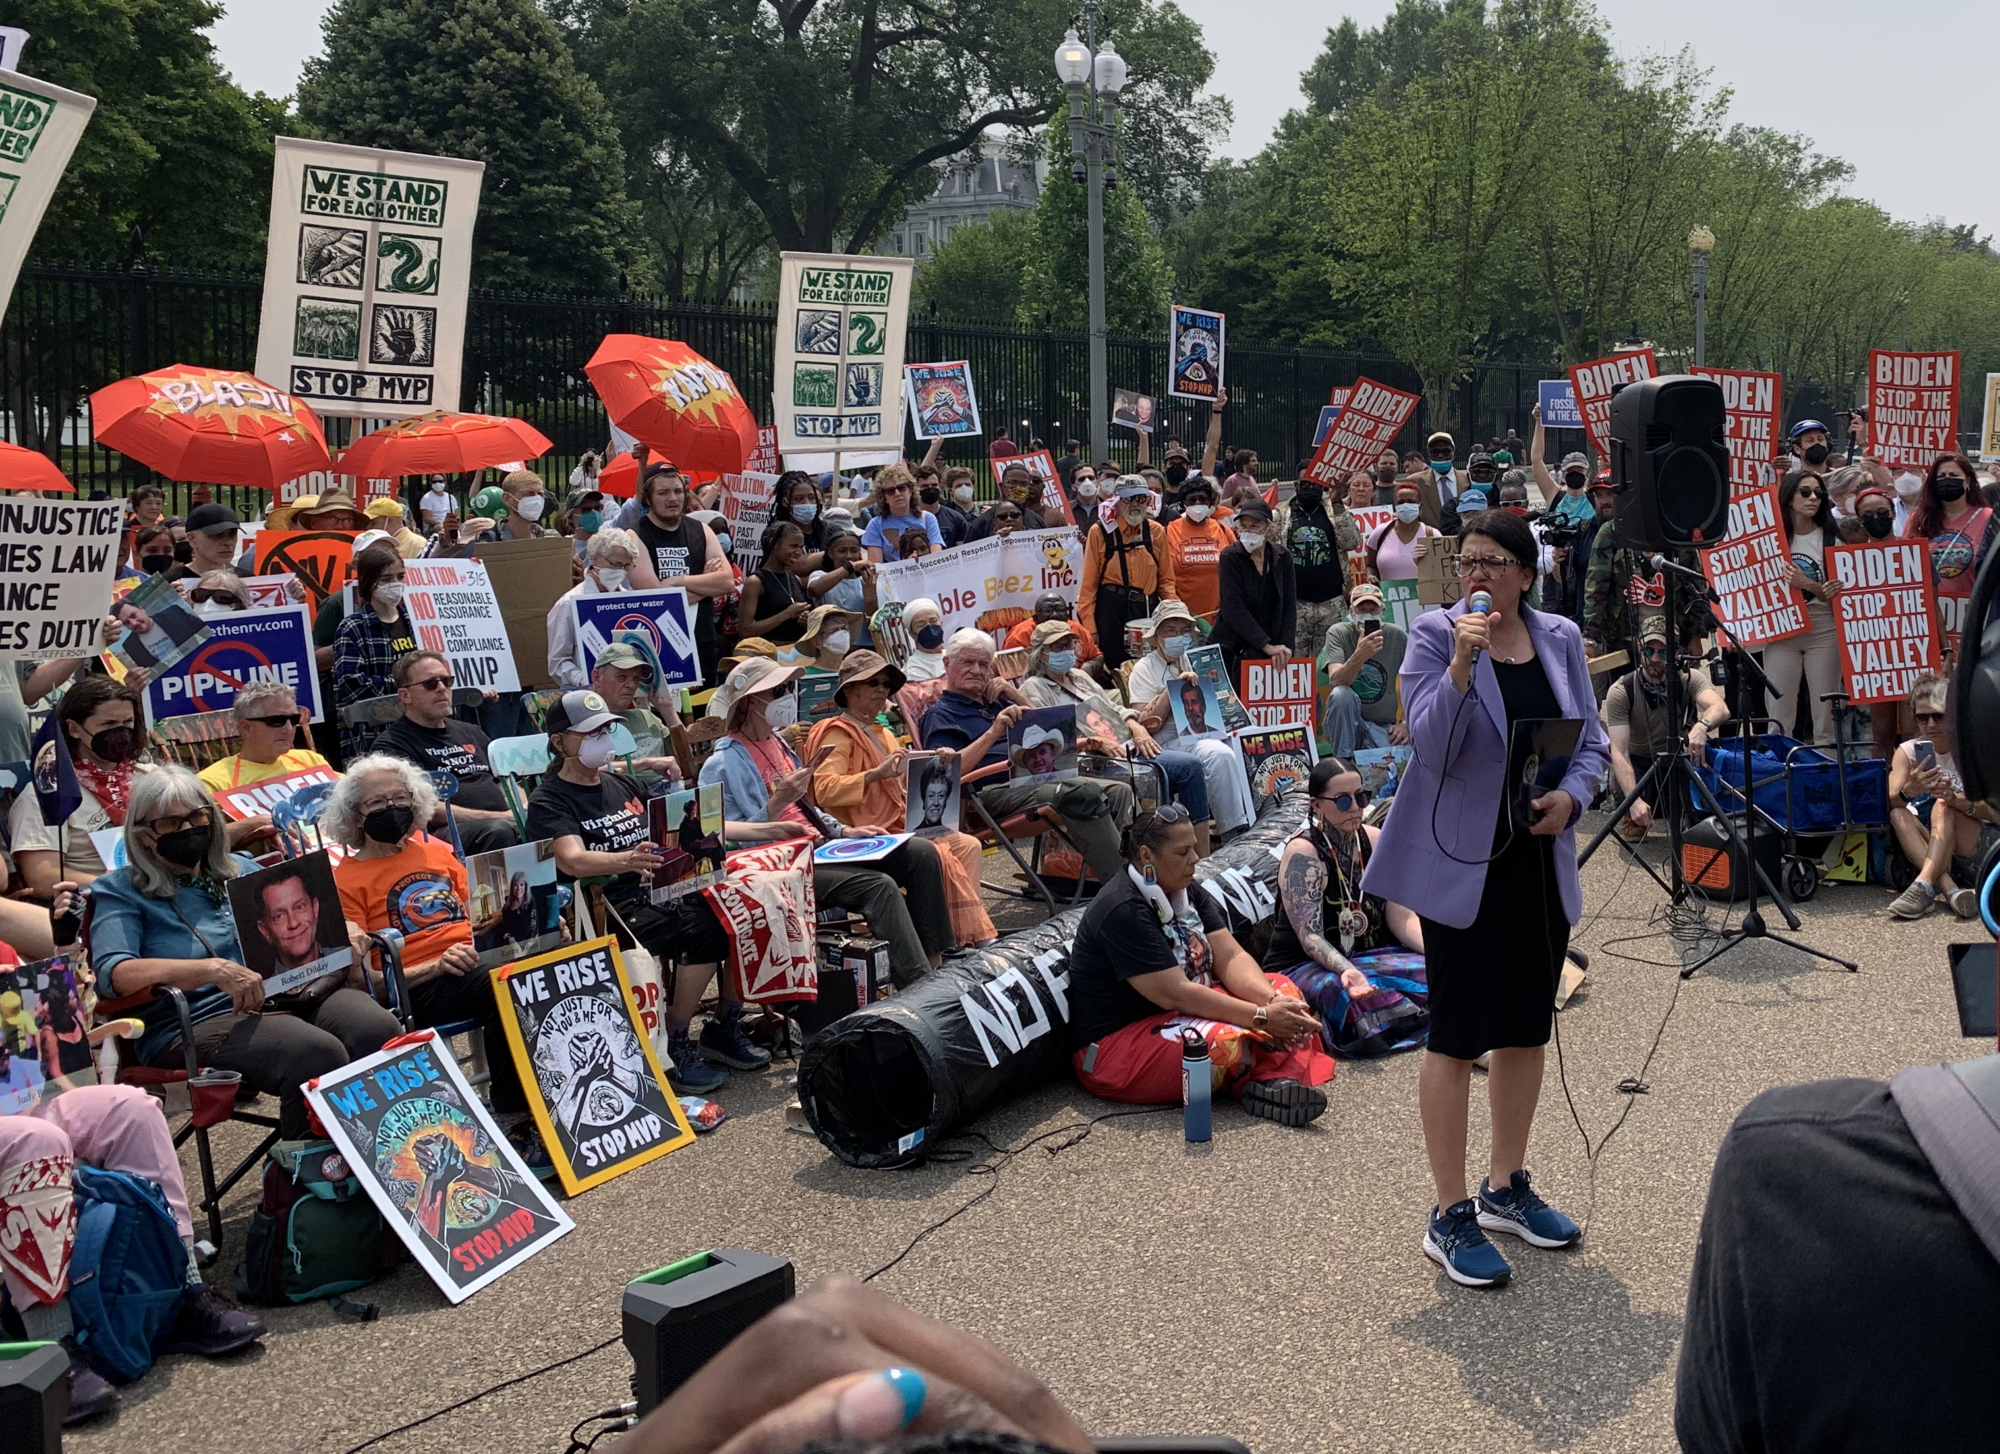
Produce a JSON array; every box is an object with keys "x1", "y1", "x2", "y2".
[
  {"x1": 773, "y1": 252, "x2": 913, "y2": 453},
  {"x1": 0, "y1": 68, "x2": 96, "y2": 329}
]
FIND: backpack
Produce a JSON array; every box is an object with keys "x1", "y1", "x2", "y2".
[
  {"x1": 67, "y1": 1165, "x2": 190, "y2": 1382},
  {"x1": 237, "y1": 1140, "x2": 385, "y2": 1307}
]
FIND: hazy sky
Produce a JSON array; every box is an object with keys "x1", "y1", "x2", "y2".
[{"x1": 211, "y1": 0, "x2": 1994, "y2": 240}]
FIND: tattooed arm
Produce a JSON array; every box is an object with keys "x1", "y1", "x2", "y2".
[{"x1": 1278, "y1": 839, "x2": 1371, "y2": 997}]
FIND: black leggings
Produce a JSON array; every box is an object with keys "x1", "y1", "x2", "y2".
[{"x1": 159, "y1": 988, "x2": 403, "y2": 1138}]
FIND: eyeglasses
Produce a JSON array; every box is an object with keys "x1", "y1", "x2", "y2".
[
  {"x1": 243, "y1": 713, "x2": 299, "y2": 730},
  {"x1": 1640, "y1": 646, "x2": 1671, "y2": 661},
  {"x1": 1149, "y1": 803, "x2": 1191, "y2": 825},
  {"x1": 1314, "y1": 790, "x2": 1372, "y2": 812},
  {"x1": 1074, "y1": 472, "x2": 1096, "y2": 483},
  {"x1": 995, "y1": 509, "x2": 1022, "y2": 520},
  {"x1": 143, "y1": 810, "x2": 209, "y2": 836},
  {"x1": 359, "y1": 793, "x2": 415, "y2": 815},
  {"x1": 407, "y1": 675, "x2": 454, "y2": 692},
  {"x1": 1455, "y1": 555, "x2": 1521, "y2": 578},
  {"x1": 1914, "y1": 710, "x2": 1946, "y2": 723}
]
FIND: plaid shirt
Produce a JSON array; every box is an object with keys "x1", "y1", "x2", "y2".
[{"x1": 332, "y1": 607, "x2": 418, "y2": 759}]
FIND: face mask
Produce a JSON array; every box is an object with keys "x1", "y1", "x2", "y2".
[
  {"x1": 1184, "y1": 504, "x2": 1212, "y2": 523},
  {"x1": 1861, "y1": 512, "x2": 1895, "y2": 539},
  {"x1": 194, "y1": 600, "x2": 239, "y2": 619},
  {"x1": 139, "y1": 553, "x2": 173, "y2": 575},
  {"x1": 514, "y1": 495, "x2": 545, "y2": 521},
  {"x1": 1162, "y1": 634, "x2": 1192, "y2": 659},
  {"x1": 823, "y1": 630, "x2": 851, "y2": 654},
  {"x1": 1457, "y1": 494, "x2": 1487, "y2": 515},
  {"x1": 919, "y1": 488, "x2": 941, "y2": 505},
  {"x1": 914, "y1": 622, "x2": 944, "y2": 650},
  {"x1": 953, "y1": 484, "x2": 975, "y2": 504},
  {"x1": 1801, "y1": 444, "x2": 1829, "y2": 466},
  {"x1": 1046, "y1": 649, "x2": 1077, "y2": 675},
  {"x1": 89, "y1": 726, "x2": 137, "y2": 763},
  {"x1": 373, "y1": 582, "x2": 406, "y2": 612},
  {"x1": 363, "y1": 804, "x2": 415, "y2": 844},
  {"x1": 763, "y1": 693, "x2": 799, "y2": 730},
  {"x1": 1564, "y1": 474, "x2": 1586, "y2": 491},
  {"x1": 1294, "y1": 487, "x2": 1323, "y2": 512},
  {"x1": 792, "y1": 503, "x2": 818, "y2": 524},
  {"x1": 1504, "y1": 503, "x2": 1528, "y2": 516},
  {"x1": 1076, "y1": 480, "x2": 1098, "y2": 499},
  {"x1": 1429, "y1": 459, "x2": 1453, "y2": 474},
  {"x1": 577, "y1": 510, "x2": 602, "y2": 532},
  {"x1": 154, "y1": 825, "x2": 213, "y2": 869},
  {"x1": 1394, "y1": 502, "x2": 1421, "y2": 524},
  {"x1": 1164, "y1": 463, "x2": 1188, "y2": 486},
  {"x1": 1237, "y1": 529, "x2": 1266, "y2": 551},
  {"x1": 172, "y1": 540, "x2": 194, "y2": 563},
  {"x1": 1934, "y1": 477, "x2": 1967, "y2": 503},
  {"x1": 714, "y1": 533, "x2": 732, "y2": 554},
  {"x1": 593, "y1": 568, "x2": 627, "y2": 592},
  {"x1": 577, "y1": 733, "x2": 616, "y2": 769},
  {"x1": 1894, "y1": 472, "x2": 1923, "y2": 498},
  {"x1": 1375, "y1": 466, "x2": 1396, "y2": 484}
]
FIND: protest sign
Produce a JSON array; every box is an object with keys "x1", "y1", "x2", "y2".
[
  {"x1": 1353, "y1": 745, "x2": 1413, "y2": 801},
  {"x1": 217, "y1": 574, "x2": 302, "y2": 611},
  {"x1": 274, "y1": 467, "x2": 396, "y2": 507},
  {"x1": 402, "y1": 558, "x2": 519, "y2": 693},
  {"x1": 906, "y1": 754, "x2": 961, "y2": 837},
  {"x1": 473, "y1": 535, "x2": 572, "y2": 691},
  {"x1": 1350, "y1": 505, "x2": 1395, "y2": 543},
  {"x1": 876, "y1": 526, "x2": 1084, "y2": 641},
  {"x1": 1238, "y1": 657, "x2": 1317, "y2": 729},
  {"x1": 648, "y1": 781, "x2": 723, "y2": 904},
  {"x1": 1312, "y1": 389, "x2": 1352, "y2": 447},
  {"x1": 1183, "y1": 643, "x2": 1250, "y2": 732},
  {"x1": 1538, "y1": 379, "x2": 1582, "y2": 430},
  {"x1": 254, "y1": 529, "x2": 358, "y2": 607},
  {"x1": 1300, "y1": 377, "x2": 1421, "y2": 487},
  {"x1": 1168, "y1": 304, "x2": 1225, "y2": 401},
  {"x1": 145, "y1": 603, "x2": 321, "y2": 725},
  {"x1": 905, "y1": 361, "x2": 981, "y2": 439},
  {"x1": 1981, "y1": 373, "x2": 2000, "y2": 460},
  {"x1": 226, "y1": 850, "x2": 351, "y2": 997},
  {"x1": 0, "y1": 32, "x2": 25, "y2": 72},
  {"x1": 748, "y1": 424, "x2": 779, "y2": 475},
  {"x1": 1567, "y1": 348, "x2": 1658, "y2": 462},
  {"x1": 493, "y1": 935, "x2": 695, "y2": 1196},
  {"x1": 1238, "y1": 723, "x2": 1317, "y2": 800},
  {"x1": 993, "y1": 448, "x2": 1073, "y2": 526},
  {"x1": 1379, "y1": 578, "x2": 1425, "y2": 634},
  {"x1": 105, "y1": 574, "x2": 209, "y2": 687},
  {"x1": 720, "y1": 469, "x2": 781, "y2": 572},
  {"x1": 815, "y1": 835, "x2": 910, "y2": 865},
  {"x1": 703, "y1": 838, "x2": 819, "y2": 1005},
  {"x1": 307, "y1": 1031, "x2": 573, "y2": 1302},
  {"x1": 0, "y1": 69, "x2": 96, "y2": 330},
  {"x1": 1699, "y1": 483, "x2": 1808, "y2": 647},
  {"x1": 1867, "y1": 349, "x2": 1960, "y2": 469},
  {"x1": 255, "y1": 136, "x2": 485, "y2": 418},
  {"x1": 572, "y1": 588, "x2": 698, "y2": 686},
  {"x1": 797, "y1": 671, "x2": 841, "y2": 730},
  {"x1": 213, "y1": 764, "x2": 340, "y2": 823},
  {"x1": 1008, "y1": 705, "x2": 1078, "y2": 784},
  {"x1": 0, "y1": 954, "x2": 94, "y2": 1116},
  {"x1": 1167, "y1": 672, "x2": 1226, "y2": 742},
  {"x1": 1112, "y1": 389, "x2": 1155, "y2": 434},
  {"x1": 1692, "y1": 367, "x2": 1782, "y2": 493},
  {"x1": 0, "y1": 499, "x2": 121, "y2": 660},
  {"x1": 1830, "y1": 540, "x2": 1940, "y2": 705},
  {"x1": 774, "y1": 251, "x2": 914, "y2": 450},
  {"x1": 468, "y1": 838, "x2": 562, "y2": 970}
]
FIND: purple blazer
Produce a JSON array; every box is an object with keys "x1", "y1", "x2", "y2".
[{"x1": 1360, "y1": 598, "x2": 1609, "y2": 930}]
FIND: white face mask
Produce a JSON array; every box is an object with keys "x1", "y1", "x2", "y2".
[
  {"x1": 1076, "y1": 480, "x2": 1098, "y2": 499},
  {"x1": 373, "y1": 582, "x2": 406, "y2": 611},
  {"x1": 1394, "y1": 501, "x2": 1422, "y2": 524},
  {"x1": 823, "y1": 630, "x2": 851, "y2": 654},
  {"x1": 1237, "y1": 528, "x2": 1266, "y2": 550},
  {"x1": 577, "y1": 733, "x2": 616, "y2": 769},
  {"x1": 763, "y1": 693, "x2": 799, "y2": 730},
  {"x1": 953, "y1": 484, "x2": 975, "y2": 504},
  {"x1": 1894, "y1": 472, "x2": 1923, "y2": 499},
  {"x1": 1184, "y1": 504, "x2": 1212, "y2": 523},
  {"x1": 593, "y1": 568, "x2": 627, "y2": 592},
  {"x1": 514, "y1": 494, "x2": 545, "y2": 522}
]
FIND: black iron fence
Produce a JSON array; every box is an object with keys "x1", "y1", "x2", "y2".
[{"x1": 1, "y1": 262, "x2": 1563, "y2": 512}]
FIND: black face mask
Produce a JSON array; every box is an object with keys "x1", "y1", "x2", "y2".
[
  {"x1": 914, "y1": 623, "x2": 944, "y2": 650},
  {"x1": 919, "y1": 487, "x2": 941, "y2": 505},
  {"x1": 87, "y1": 726, "x2": 137, "y2": 763},
  {"x1": 139, "y1": 552, "x2": 173, "y2": 575},
  {"x1": 363, "y1": 804, "x2": 416, "y2": 843},
  {"x1": 172, "y1": 540, "x2": 194, "y2": 563},
  {"x1": 1164, "y1": 463, "x2": 1188, "y2": 487},
  {"x1": 1375, "y1": 466, "x2": 1396, "y2": 484},
  {"x1": 1934, "y1": 477, "x2": 1967, "y2": 503},
  {"x1": 1293, "y1": 486, "x2": 1323, "y2": 513},
  {"x1": 1861, "y1": 512, "x2": 1895, "y2": 539},
  {"x1": 1801, "y1": 444, "x2": 1829, "y2": 466},
  {"x1": 154, "y1": 825, "x2": 212, "y2": 869}
]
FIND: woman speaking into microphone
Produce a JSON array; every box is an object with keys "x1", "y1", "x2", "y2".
[{"x1": 1363, "y1": 509, "x2": 1608, "y2": 1288}]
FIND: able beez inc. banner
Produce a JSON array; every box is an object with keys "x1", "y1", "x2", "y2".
[
  {"x1": 0, "y1": 68, "x2": 97, "y2": 330},
  {"x1": 493, "y1": 936, "x2": 694, "y2": 1196},
  {"x1": 307, "y1": 1033, "x2": 573, "y2": 1304},
  {"x1": 876, "y1": 527, "x2": 1083, "y2": 641},
  {"x1": 774, "y1": 251, "x2": 914, "y2": 451},
  {"x1": 1830, "y1": 540, "x2": 1940, "y2": 705},
  {"x1": 255, "y1": 137, "x2": 485, "y2": 418}
]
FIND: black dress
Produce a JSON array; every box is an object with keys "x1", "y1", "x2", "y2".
[{"x1": 1420, "y1": 654, "x2": 1571, "y2": 1060}]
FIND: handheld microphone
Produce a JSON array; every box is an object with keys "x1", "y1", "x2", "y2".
[
  {"x1": 1647, "y1": 552, "x2": 1706, "y2": 581},
  {"x1": 1468, "y1": 590, "x2": 1492, "y2": 663}
]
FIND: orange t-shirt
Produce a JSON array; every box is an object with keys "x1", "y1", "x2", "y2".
[
  {"x1": 334, "y1": 835, "x2": 472, "y2": 969},
  {"x1": 1002, "y1": 615, "x2": 1102, "y2": 659},
  {"x1": 1165, "y1": 516, "x2": 1233, "y2": 623}
]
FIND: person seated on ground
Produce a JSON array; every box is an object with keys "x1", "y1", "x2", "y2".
[
  {"x1": 1125, "y1": 601, "x2": 1253, "y2": 836},
  {"x1": 1886, "y1": 671, "x2": 1994, "y2": 920},
  {"x1": 806, "y1": 530, "x2": 877, "y2": 650},
  {"x1": 899, "y1": 598, "x2": 947, "y2": 681},
  {"x1": 805, "y1": 650, "x2": 998, "y2": 949},
  {"x1": 370, "y1": 650, "x2": 521, "y2": 855},
  {"x1": 1266, "y1": 758, "x2": 1427, "y2": 1055},
  {"x1": 325, "y1": 756, "x2": 549, "y2": 1170},
  {"x1": 1065, "y1": 806, "x2": 1334, "y2": 1124},
  {"x1": 526, "y1": 689, "x2": 771, "y2": 1097},
  {"x1": 548, "y1": 526, "x2": 644, "y2": 688},
  {"x1": 1018, "y1": 619, "x2": 1219, "y2": 852},
  {"x1": 89, "y1": 766, "x2": 403, "y2": 1141},
  {"x1": 1601, "y1": 614, "x2": 1729, "y2": 843},
  {"x1": 1002, "y1": 591, "x2": 1102, "y2": 666},
  {"x1": 588, "y1": 641, "x2": 683, "y2": 782},
  {"x1": 1319, "y1": 581, "x2": 1411, "y2": 757},
  {"x1": 791, "y1": 604, "x2": 859, "y2": 674},
  {"x1": 701, "y1": 659, "x2": 954, "y2": 989},
  {"x1": 9, "y1": 675, "x2": 156, "y2": 898},
  {"x1": 331, "y1": 541, "x2": 422, "y2": 761},
  {"x1": 738, "y1": 521, "x2": 814, "y2": 645},
  {"x1": 917, "y1": 629, "x2": 1136, "y2": 886}
]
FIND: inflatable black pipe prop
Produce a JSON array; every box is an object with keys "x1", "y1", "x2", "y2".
[{"x1": 798, "y1": 787, "x2": 1306, "y2": 1168}]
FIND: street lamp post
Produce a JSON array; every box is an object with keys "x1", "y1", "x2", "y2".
[
  {"x1": 1689, "y1": 225, "x2": 1715, "y2": 368},
  {"x1": 1056, "y1": 5, "x2": 1125, "y2": 466}
]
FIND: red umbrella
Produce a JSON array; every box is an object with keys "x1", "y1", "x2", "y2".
[
  {"x1": 89, "y1": 366, "x2": 331, "y2": 488},
  {"x1": 0, "y1": 442, "x2": 75, "y2": 494},
  {"x1": 585, "y1": 335, "x2": 759, "y2": 475},
  {"x1": 597, "y1": 450, "x2": 638, "y2": 498},
  {"x1": 335, "y1": 410, "x2": 552, "y2": 479}
]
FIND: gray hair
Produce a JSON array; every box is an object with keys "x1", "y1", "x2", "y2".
[
  {"x1": 942, "y1": 628, "x2": 993, "y2": 662},
  {"x1": 124, "y1": 765, "x2": 237, "y2": 898},
  {"x1": 586, "y1": 526, "x2": 641, "y2": 567},
  {"x1": 195, "y1": 569, "x2": 247, "y2": 604},
  {"x1": 232, "y1": 679, "x2": 299, "y2": 725},
  {"x1": 321, "y1": 754, "x2": 439, "y2": 848}
]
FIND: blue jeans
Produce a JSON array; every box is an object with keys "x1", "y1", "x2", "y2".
[
  {"x1": 1322, "y1": 685, "x2": 1392, "y2": 759},
  {"x1": 1095, "y1": 748, "x2": 1210, "y2": 823}
]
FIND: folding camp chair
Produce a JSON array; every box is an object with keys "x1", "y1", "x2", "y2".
[{"x1": 149, "y1": 712, "x2": 242, "y2": 774}]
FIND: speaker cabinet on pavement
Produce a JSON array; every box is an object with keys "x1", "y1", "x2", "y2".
[
  {"x1": 624, "y1": 1249, "x2": 794, "y2": 1413},
  {"x1": 1611, "y1": 374, "x2": 1731, "y2": 552}
]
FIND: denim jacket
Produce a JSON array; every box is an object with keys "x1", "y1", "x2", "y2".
[{"x1": 89, "y1": 860, "x2": 255, "y2": 1063}]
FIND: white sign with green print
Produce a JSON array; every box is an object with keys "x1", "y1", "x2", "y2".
[
  {"x1": 0, "y1": 68, "x2": 96, "y2": 330},
  {"x1": 773, "y1": 251, "x2": 914, "y2": 454}
]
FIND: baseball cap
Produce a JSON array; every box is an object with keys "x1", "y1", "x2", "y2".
[
  {"x1": 1467, "y1": 451, "x2": 1497, "y2": 470},
  {"x1": 1560, "y1": 452, "x2": 1590, "y2": 473},
  {"x1": 1233, "y1": 498, "x2": 1275, "y2": 523},
  {"x1": 364, "y1": 497, "x2": 404, "y2": 520},
  {"x1": 1113, "y1": 477, "x2": 1153, "y2": 500},
  {"x1": 545, "y1": 689, "x2": 617, "y2": 735},
  {"x1": 1348, "y1": 581, "x2": 1384, "y2": 610},
  {"x1": 1427, "y1": 430, "x2": 1455, "y2": 451},
  {"x1": 350, "y1": 529, "x2": 393, "y2": 556},
  {"x1": 1638, "y1": 615, "x2": 1670, "y2": 646},
  {"x1": 595, "y1": 641, "x2": 651, "y2": 675},
  {"x1": 186, "y1": 502, "x2": 241, "y2": 536},
  {"x1": 1029, "y1": 619, "x2": 1079, "y2": 651},
  {"x1": 1163, "y1": 443, "x2": 1191, "y2": 463}
]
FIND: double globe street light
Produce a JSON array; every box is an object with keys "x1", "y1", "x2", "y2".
[{"x1": 1055, "y1": 7, "x2": 1126, "y2": 465}]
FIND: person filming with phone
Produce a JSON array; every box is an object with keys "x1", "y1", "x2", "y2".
[{"x1": 1885, "y1": 672, "x2": 1994, "y2": 921}]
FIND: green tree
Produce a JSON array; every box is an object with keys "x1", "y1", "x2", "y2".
[
  {"x1": 10, "y1": 0, "x2": 286, "y2": 267},
  {"x1": 298, "y1": 0, "x2": 638, "y2": 292},
  {"x1": 1016, "y1": 137, "x2": 1173, "y2": 335},
  {"x1": 913, "y1": 208, "x2": 1035, "y2": 321}
]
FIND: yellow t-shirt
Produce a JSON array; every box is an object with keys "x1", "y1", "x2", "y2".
[{"x1": 197, "y1": 748, "x2": 334, "y2": 793}]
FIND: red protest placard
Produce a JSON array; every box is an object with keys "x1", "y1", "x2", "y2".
[
  {"x1": 1867, "y1": 350, "x2": 1960, "y2": 469},
  {"x1": 1699, "y1": 482, "x2": 1809, "y2": 647},
  {"x1": 748, "y1": 425, "x2": 779, "y2": 475},
  {"x1": 1692, "y1": 367, "x2": 1782, "y2": 496},
  {"x1": 1567, "y1": 348, "x2": 1658, "y2": 462},
  {"x1": 214, "y1": 765, "x2": 341, "y2": 821},
  {"x1": 1000, "y1": 448, "x2": 1075, "y2": 526},
  {"x1": 1300, "y1": 377, "x2": 1420, "y2": 487},
  {"x1": 1830, "y1": 540, "x2": 1940, "y2": 705},
  {"x1": 1238, "y1": 657, "x2": 1316, "y2": 728}
]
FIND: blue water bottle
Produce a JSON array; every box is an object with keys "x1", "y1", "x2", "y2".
[{"x1": 1181, "y1": 1030, "x2": 1212, "y2": 1143}]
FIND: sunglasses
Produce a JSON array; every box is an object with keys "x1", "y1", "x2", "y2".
[
  {"x1": 1150, "y1": 803, "x2": 1191, "y2": 825},
  {"x1": 1794, "y1": 487, "x2": 1823, "y2": 499},
  {"x1": 1640, "y1": 646, "x2": 1671, "y2": 660},
  {"x1": 1314, "y1": 791, "x2": 1372, "y2": 812},
  {"x1": 243, "y1": 713, "x2": 300, "y2": 730},
  {"x1": 143, "y1": 810, "x2": 210, "y2": 836},
  {"x1": 1915, "y1": 710, "x2": 1946, "y2": 723},
  {"x1": 407, "y1": 675, "x2": 454, "y2": 692},
  {"x1": 188, "y1": 589, "x2": 245, "y2": 607}
]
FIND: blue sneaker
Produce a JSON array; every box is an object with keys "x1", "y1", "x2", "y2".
[
  {"x1": 700, "y1": 1015, "x2": 773, "y2": 1071},
  {"x1": 1477, "y1": 1169, "x2": 1581, "y2": 1248},
  {"x1": 1424, "y1": 1199, "x2": 1512, "y2": 1288},
  {"x1": 666, "y1": 1030, "x2": 729, "y2": 1094}
]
